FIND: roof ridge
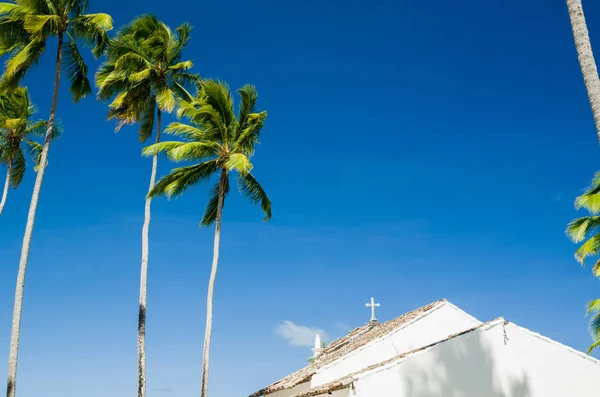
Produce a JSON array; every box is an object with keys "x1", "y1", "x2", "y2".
[{"x1": 507, "y1": 322, "x2": 600, "y2": 365}]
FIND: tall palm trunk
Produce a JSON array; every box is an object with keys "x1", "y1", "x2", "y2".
[
  {"x1": 567, "y1": 0, "x2": 600, "y2": 141},
  {"x1": 0, "y1": 162, "x2": 11, "y2": 216},
  {"x1": 6, "y1": 32, "x2": 63, "y2": 397},
  {"x1": 200, "y1": 168, "x2": 227, "y2": 397},
  {"x1": 138, "y1": 109, "x2": 161, "y2": 397}
]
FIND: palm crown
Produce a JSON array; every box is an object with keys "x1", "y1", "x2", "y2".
[
  {"x1": 96, "y1": 14, "x2": 198, "y2": 141},
  {"x1": 0, "y1": 0, "x2": 112, "y2": 99},
  {"x1": 566, "y1": 172, "x2": 600, "y2": 272},
  {"x1": 566, "y1": 171, "x2": 600, "y2": 353},
  {"x1": 143, "y1": 79, "x2": 271, "y2": 226},
  {"x1": 0, "y1": 87, "x2": 46, "y2": 188}
]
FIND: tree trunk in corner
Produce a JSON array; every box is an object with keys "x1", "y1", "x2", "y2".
[
  {"x1": 0, "y1": 162, "x2": 11, "y2": 216},
  {"x1": 200, "y1": 168, "x2": 227, "y2": 397},
  {"x1": 6, "y1": 31, "x2": 63, "y2": 397},
  {"x1": 138, "y1": 108, "x2": 161, "y2": 397},
  {"x1": 567, "y1": 0, "x2": 600, "y2": 141}
]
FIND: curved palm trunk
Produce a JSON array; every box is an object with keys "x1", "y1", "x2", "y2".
[
  {"x1": 0, "y1": 162, "x2": 11, "y2": 216},
  {"x1": 6, "y1": 32, "x2": 63, "y2": 397},
  {"x1": 567, "y1": 0, "x2": 600, "y2": 141},
  {"x1": 138, "y1": 109, "x2": 161, "y2": 397},
  {"x1": 200, "y1": 168, "x2": 227, "y2": 397}
]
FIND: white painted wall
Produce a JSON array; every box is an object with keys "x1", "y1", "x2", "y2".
[
  {"x1": 349, "y1": 321, "x2": 600, "y2": 397},
  {"x1": 311, "y1": 302, "x2": 481, "y2": 387}
]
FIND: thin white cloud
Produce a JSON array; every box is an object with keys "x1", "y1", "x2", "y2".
[{"x1": 275, "y1": 321, "x2": 330, "y2": 347}]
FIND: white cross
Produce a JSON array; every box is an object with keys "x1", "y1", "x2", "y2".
[{"x1": 365, "y1": 297, "x2": 380, "y2": 322}]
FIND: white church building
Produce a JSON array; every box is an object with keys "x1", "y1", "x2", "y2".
[{"x1": 249, "y1": 299, "x2": 600, "y2": 397}]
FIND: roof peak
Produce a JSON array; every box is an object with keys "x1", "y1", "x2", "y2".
[{"x1": 249, "y1": 299, "x2": 448, "y2": 397}]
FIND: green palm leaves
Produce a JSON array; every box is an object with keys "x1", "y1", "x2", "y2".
[
  {"x1": 0, "y1": 86, "x2": 46, "y2": 214},
  {"x1": 566, "y1": 172, "x2": 600, "y2": 275},
  {"x1": 586, "y1": 298, "x2": 600, "y2": 354},
  {"x1": 96, "y1": 14, "x2": 198, "y2": 141},
  {"x1": 567, "y1": 171, "x2": 600, "y2": 354},
  {"x1": 144, "y1": 80, "x2": 271, "y2": 225},
  {"x1": 0, "y1": 87, "x2": 46, "y2": 181},
  {"x1": 0, "y1": 0, "x2": 112, "y2": 99}
]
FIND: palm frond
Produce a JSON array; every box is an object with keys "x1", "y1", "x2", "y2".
[
  {"x1": 0, "y1": 18, "x2": 29, "y2": 56},
  {"x1": 574, "y1": 234, "x2": 600, "y2": 266},
  {"x1": 144, "y1": 140, "x2": 218, "y2": 162},
  {"x1": 201, "y1": 175, "x2": 229, "y2": 227},
  {"x1": 149, "y1": 159, "x2": 218, "y2": 199},
  {"x1": 575, "y1": 172, "x2": 600, "y2": 213},
  {"x1": 169, "y1": 60, "x2": 192, "y2": 70},
  {"x1": 587, "y1": 301, "x2": 600, "y2": 354},
  {"x1": 129, "y1": 67, "x2": 151, "y2": 83},
  {"x1": 26, "y1": 119, "x2": 46, "y2": 136},
  {"x1": 587, "y1": 339, "x2": 600, "y2": 355},
  {"x1": 200, "y1": 79, "x2": 235, "y2": 137},
  {"x1": 0, "y1": 2, "x2": 31, "y2": 17},
  {"x1": 168, "y1": 142, "x2": 219, "y2": 162},
  {"x1": 575, "y1": 233, "x2": 600, "y2": 267},
  {"x1": 23, "y1": 14, "x2": 60, "y2": 39},
  {"x1": 234, "y1": 111, "x2": 266, "y2": 155},
  {"x1": 171, "y1": 81, "x2": 195, "y2": 103},
  {"x1": 225, "y1": 152, "x2": 252, "y2": 174},
  {"x1": 2, "y1": 39, "x2": 45, "y2": 88},
  {"x1": 237, "y1": 172, "x2": 271, "y2": 221},
  {"x1": 236, "y1": 84, "x2": 258, "y2": 135},
  {"x1": 24, "y1": 138, "x2": 41, "y2": 168},
  {"x1": 142, "y1": 141, "x2": 186, "y2": 157},
  {"x1": 156, "y1": 83, "x2": 175, "y2": 112},
  {"x1": 66, "y1": 0, "x2": 87, "y2": 16},
  {"x1": 168, "y1": 21, "x2": 191, "y2": 63},
  {"x1": 587, "y1": 299, "x2": 600, "y2": 316},
  {"x1": 164, "y1": 121, "x2": 206, "y2": 140},
  {"x1": 138, "y1": 96, "x2": 155, "y2": 142},
  {"x1": 9, "y1": 148, "x2": 24, "y2": 187},
  {"x1": 566, "y1": 216, "x2": 600, "y2": 243},
  {"x1": 171, "y1": 72, "x2": 201, "y2": 90},
  {"x1": 68, "y1": 12, "x2": 113, "y2": 57},
  {"x1": 63, "y1": 37, "x2": 91, "y2": 101}
]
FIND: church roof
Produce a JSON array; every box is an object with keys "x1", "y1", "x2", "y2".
[
  {"x1": 291, "y1": 318, "x2": 501, "y2": 397},
  {"x1": 249, "y1": 299, "x2": 448, "y2": 397}
]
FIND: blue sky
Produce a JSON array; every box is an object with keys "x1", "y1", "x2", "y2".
[{"x1": 1, "y1": 0, "x2": 600, "y2": 396}]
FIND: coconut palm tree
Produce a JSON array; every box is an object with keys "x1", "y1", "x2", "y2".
[
  {"x1": 95, "y1": 15, "x2": 198, "y2": 397},
  {"x1": 0, "y1": 2, "x2": 112, "y2": 396},
  {"x1": 143, "y1": 80, "x2": 271, "y2": 397},
  {"x1": 0, "y1": 86, "x2": 48, "y2": 216},
  {"x1": 566, "y1": 0, "x2": 600, "y2": 141},
  {"x1": 566, "y1": 171, "x2": 600, "y2": 353}
]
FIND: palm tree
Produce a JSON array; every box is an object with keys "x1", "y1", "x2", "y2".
[
  {"x1": 0, "y1": 2, "x2": 112, "y2": 396},
  {"x1": 143, "y1": 80, "x2": 271, "y2": 397},
  {"x1": 566, "y1": 171, "x2": 600, "y2": 353},
  {"x1": 0, "y1": 86, "x2": 47, "y2": 216},
  {"x1": 566, "y1": 0, "x2": 600, "y2": 141},
  {"x1": 95, "y1": 15, "x2": 198, "y2": 397}
]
